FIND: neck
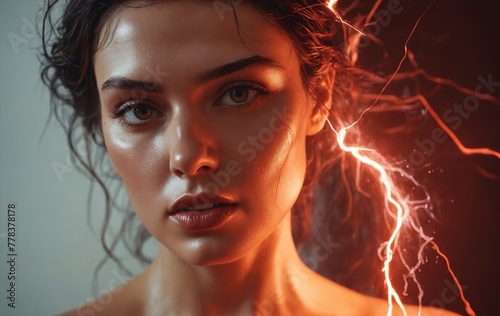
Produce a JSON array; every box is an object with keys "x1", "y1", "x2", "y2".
[{"x1": 144, "y1": 214, "x2": 314, "y2": 315}]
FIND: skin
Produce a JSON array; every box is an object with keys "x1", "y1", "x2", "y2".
[{"x1": 60, "y1": 1, "x2": 460, "y2": 315}]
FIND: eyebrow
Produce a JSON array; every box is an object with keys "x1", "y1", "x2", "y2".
[
  {"x1": 100, "y1": 55, "x2": 283, "y2": 92},
  {"x1": 195, "y1": 55, "x2": 284, "y2": 85},
  {"x1": 101, "y1": 77, "x2": 161, "y2": 92}
]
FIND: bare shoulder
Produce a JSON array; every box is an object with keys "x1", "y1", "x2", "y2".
[
  {"x1": 307, "y1": 274, "x2": 459, "y2": 316},
  {"x1": 57, "y1": 272, "x2": 146, "y2": 316},
  {"x1": 359, "y1": 293, "x2": 461, "y2": 316},
  {"x1": 404, "y1": 304, "x2": 461, "y2": 316}
]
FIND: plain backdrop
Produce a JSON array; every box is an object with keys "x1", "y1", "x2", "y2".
[
  {"x1": 0, "y1": 1, "x2": 152, "y2": 315},
  {"x1": 1, "y1": 0, "x2": 499, "y2": 315}
]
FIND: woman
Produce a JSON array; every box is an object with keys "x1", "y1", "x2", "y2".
[{"x1": 41, "y1": 0, "x2": 460, "y2": 315}]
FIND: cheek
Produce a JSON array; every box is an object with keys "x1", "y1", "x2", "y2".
[
  {"x1": 257, "y1": 124, "x2": 307, "y2": 210},
  {"x1": 235, "y1": 97, "x2": 309, "y2": 216},
  {"x1": 103, "y1": 123, "x2": 168, "y2": 216}
]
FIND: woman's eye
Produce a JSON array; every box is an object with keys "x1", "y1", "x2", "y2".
[
  {"x1": 125, "y1": 104, "x2": 153, "y2": 122},
  {"x1": 111, "y1": 101, "x2": 159, "y2": 126},
  {"x1": 217, "y1": 84, "x2": 268, "y2": 107}
]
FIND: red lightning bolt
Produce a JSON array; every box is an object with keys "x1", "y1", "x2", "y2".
[{"x1": 326, "y1": 0, "x2": 500, "y2": 315}]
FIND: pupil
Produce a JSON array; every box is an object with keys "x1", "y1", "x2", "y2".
[
  {"x1": 134, "y1": 106, "x2": 151, "y2": 120},
  {"x1": 230, "y1": 87, "x2": 248, "y2": 103}
]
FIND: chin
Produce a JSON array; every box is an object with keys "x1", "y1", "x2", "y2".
[{"x1": 165, "y1": 235, "x2": 253, "y2": 267}]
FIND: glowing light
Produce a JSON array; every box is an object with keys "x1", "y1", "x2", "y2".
[
  {"x1": 416, "y1": 95, "x2": 500, "y2": 159},
  {"x1": 327, "y1": 0, "x2": 366, "y2": 38},
  {"x1": 346, "y1": 0, "x2": 436, "y2": 130},
  {"x1": 327, "y1": 123, "x2": 410, "y2": 315},
  {"x1": 323, "y1": 1, "x2": 489, "y2": 315},
  {"x1": 326, "y1": 0, "x2": 338, "y2": 10},
  {"x1": 359, "y1": 93, "x2": 500, "y2": 160},
  {"x1": 432, "y1": 241, "x2": 476, "y2": 316}
]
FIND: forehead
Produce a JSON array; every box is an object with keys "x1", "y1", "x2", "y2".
[{"x1": 94, "y1": 1, "x2": 298, "y2": 84}]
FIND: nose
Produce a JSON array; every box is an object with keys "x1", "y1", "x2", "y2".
[{"x1": 168, "y1": 111, "x2": 219, "y2": 178}]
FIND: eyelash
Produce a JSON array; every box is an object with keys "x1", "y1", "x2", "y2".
[
  {"x1": 109, "y1": 82, "x2": 270, "y2": 128},
  {"x1": 110, "y1": 100, "x2": 159, "y2": 128},
  {"x1": 215, "y1": 82, "x2": 270, "y2": 108}
]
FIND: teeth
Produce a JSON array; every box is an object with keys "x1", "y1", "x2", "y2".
[{"x1": 180, "y1": 202, "x2": 221, "y2": 212}]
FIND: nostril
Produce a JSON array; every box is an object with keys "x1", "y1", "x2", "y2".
[
  {"x1": 172, "y1": 164, "x2": 216, "y2": 178},
  {"x1": 199, "y1": 165, "x2": 213, "y2": 173},
  {"x1": 170, "y1": 150, "x2": 219, "y2": 177},
  {"x1": 171, "y1": 167, "x2": 185, "y2": 178}
]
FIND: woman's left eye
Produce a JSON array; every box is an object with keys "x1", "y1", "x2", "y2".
[{"x1": 217, "y1": 83, "x2": 269, "y2": 107}]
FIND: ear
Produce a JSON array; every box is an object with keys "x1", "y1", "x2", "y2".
[{"x1": 306, "y1": 69, "x2": 335, "y2": 136}]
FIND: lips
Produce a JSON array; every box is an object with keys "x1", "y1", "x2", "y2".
[
  {"x1": 178, "y1": 202, "x2": 224, "y2": 212},
  {"x1": 169, "y1": 194, "x2": 237, "y2": 215},
  {"x1": 169, "y1": 194, "x2": 238, "y2": 231}
]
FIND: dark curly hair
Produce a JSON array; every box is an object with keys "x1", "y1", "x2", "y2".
[{"x1": 40, "y1": 0, "x2": 399, "y2": 298}]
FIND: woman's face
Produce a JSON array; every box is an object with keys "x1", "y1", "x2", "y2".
[{"x1": 94, "y1": 1, "x2": 327, "y2": 265}]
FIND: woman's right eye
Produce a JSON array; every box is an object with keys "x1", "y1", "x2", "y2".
[{"x1": 110, "y1": 101, "x2": 160, "y2": 127}]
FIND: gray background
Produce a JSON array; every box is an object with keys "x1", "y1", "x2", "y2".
[{"x1": 0, "y1": 1, "x2": 150, "y2": 315}]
